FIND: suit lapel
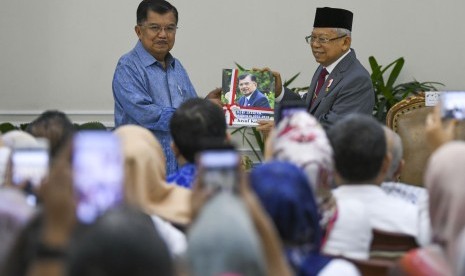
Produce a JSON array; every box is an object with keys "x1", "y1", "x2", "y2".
[
  {"x1": 308, "y1": 50, "x2": 357, "y2": 114},
  {"x1": 248, "y1": 90, "x2": 259, "y2": 106},
  {"x1": 306, "y1": 69, "x2": 321, "y2": 109}
]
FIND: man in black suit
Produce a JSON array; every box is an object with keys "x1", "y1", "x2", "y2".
[{"x1": 275, "y1": 7, "x2": 374, "y2": 129}]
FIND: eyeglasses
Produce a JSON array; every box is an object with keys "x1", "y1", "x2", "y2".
[
  {"x1": 138, "y1": 24, "x2": 178, "y2": 34},
  {"x1": 305, "y1": 34, "x2": 347, "y2": 45}
]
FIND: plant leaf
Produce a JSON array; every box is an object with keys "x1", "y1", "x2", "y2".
[
  {"x1": 385, "y1": 58, "x2": 404, "y2": 89},
  {"x1": 251, "y1": 127, "x2": 264, "y2": 153},
  {"x1": 284, "y1": 72, "x2": 301, "y2": 87},
  {"x1": 234, "y1": 62, "x2": 246, "y2": 71}
]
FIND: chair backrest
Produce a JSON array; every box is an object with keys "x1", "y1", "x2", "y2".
[
  {"x1": 370, "y1": 228, "x2": 419, "y2": 261},
  {"x1": 386, "y1": 93, "x2": 433, "y2": 186}
]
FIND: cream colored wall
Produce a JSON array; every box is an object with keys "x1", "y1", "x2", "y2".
[{"x1": 1, "y1": 0, "x2": 464, "y2": 126}]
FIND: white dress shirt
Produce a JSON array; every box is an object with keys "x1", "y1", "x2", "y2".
[{"x1": 332, "y1": 184, "x2": 430, "y2": 245}]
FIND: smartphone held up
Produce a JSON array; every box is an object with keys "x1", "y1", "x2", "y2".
[
  {"x1": 197, "y1": 148, "x2": 240, "y2": 194},
  {"x1": 73, "y1": 131, "x2": 124, "y2": 224},
  {"x1": 440, "y1": 91, "x2": 465, "y2": 120},
  {"x1": 11, "y1": 138, "x2": 50, "y2": 205},
  {"x1": 11, "y1": 138, "x2": 49, "y2": 187}
]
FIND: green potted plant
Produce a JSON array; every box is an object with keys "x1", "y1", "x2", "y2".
[{"x1": 369, "y1": 56, "x2": 443, "y2": 123}]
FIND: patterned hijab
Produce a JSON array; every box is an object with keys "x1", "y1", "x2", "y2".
[
  {"x1": 271, "y1": 112, "x2": 333, "y2": 197},
  {"x1": 424, "y1": 141, "x2": 465, "y2": 264},
  {"x1": 250, "y1": 161, "x2": 330, "y2": 274},
  {"x1": 114, "y1": 125, "x2": 191, "y2": 225}
]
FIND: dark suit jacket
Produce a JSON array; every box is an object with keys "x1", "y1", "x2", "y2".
[
  {"x1": 238, "y1": 89, "x2": 271, "y2": 108},
  {"x1": 305, "y1": 49, "x2": 375, "y2": 129},
  {"x1": 275, "y1": 87, "x2": 303, "y2": 122}
]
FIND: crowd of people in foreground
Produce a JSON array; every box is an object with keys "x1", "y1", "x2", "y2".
[{"x1": 0, "y1": 100, "x2": 464, "y2": 276}]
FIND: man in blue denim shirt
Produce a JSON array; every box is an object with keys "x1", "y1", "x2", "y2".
[{"x1": 113, "y1": 0, "x2": 199, "y2": 175}]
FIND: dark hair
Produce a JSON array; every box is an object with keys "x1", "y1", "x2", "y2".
[
  {"x1": 137, "y1": 0, "x2": 178, "y2": 25},
  {"x1": 67, "y1": 207, "x2": 174, "y2": 276},
  {"x1": 26, "y1": 110, "x2": 75, "y2": 159},
  {"x1": 170, "y1": 98, "x2": 227, "y2": 163},
  {"x1": 327, "y1": 114, "x2": 386, "y2": 183},
  {"x1": 238, "y1": 73, "x2": 257, "y2": 83}
]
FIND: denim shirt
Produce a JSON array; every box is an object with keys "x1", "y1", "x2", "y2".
[{"x1": 112, "y1": 41, "x2": 197, "y2": 175}]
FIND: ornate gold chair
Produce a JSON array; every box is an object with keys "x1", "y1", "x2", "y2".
[{"x1": 386, "y1": 93, "x2": 433, "y2": 186}]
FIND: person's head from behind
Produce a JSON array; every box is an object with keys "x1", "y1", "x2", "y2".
[
  {"x1": 68, "y1": 206, "x2": 174, "y2": 276},
  {"x1": 272, "y1": 111, "x2": 333, "y2": 197},
  {"x1": 383, "y1": 126, "x2": 404, "y2": 182},
  {"x1": 135, "y1": 0, "x2": 178, "y2": 62},
  {"x1": 26, "y1": 110, "x2": 75, "y2": 159},
  {"x1": 170, "y1": 98, "x2": 227, "y2": 164},
  {"x1": 238, "y1": 73, "x2": 258, "y2": 97},
  {"x1": 250, "y1": 161, "x2": 322, "y2": 253},
  {"x1": 308, "y1": 7, "x2": 352, "y2": 67},
  {"x1": 327, "y1": 114, "x2": 389, "y2": 185},
  {"x1": 187, "y1": 192, "x2": 266, "y2": 276},
  {"x1": 424, "y1": 141, "x2": 465, "y2": 259}
]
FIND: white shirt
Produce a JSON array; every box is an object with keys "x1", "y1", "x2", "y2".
[
  {"x1": 151, "y1": 215, "x2": 187, "y2": 258},
  {"x1": 332, "y1": 185, "x2": 429, "y2": 245},
  {"x1": 381, "y1": 181, "x2": 432, "y2": 246},
  {"x1": 319, "y1": 259, "x2": 360, "y2": 276},
  {"x1": 323, "y1": 198, "x2": 372, "y2": 260}
]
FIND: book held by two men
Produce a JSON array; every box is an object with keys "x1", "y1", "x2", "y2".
[{"x1": 221, "y1": 69, "x2": 275, "y2": 127}]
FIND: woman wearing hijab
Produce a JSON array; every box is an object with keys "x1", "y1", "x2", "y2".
[
  {"x1": 250, "y1": 161, "x2": 359, "y2": 276},
  {"x1": 265, "y1": 112, "x2": 340, "y2": 250},
  {"x1": 397, "y1": 141, "x2": 465, "y2": 275},
  {"x1": 114, "y1": 125, "x2": 190, "y2": 258}
]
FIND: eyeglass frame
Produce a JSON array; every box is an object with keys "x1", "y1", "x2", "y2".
[
  {"x1": 137, "y1": 23, "x2": 178, "y2": 34},
  {"x1": 305, "y1": 34, "x2": 347, "y2": 45}
]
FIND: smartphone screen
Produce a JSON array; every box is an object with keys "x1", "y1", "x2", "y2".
[
  {"x1": 11, "y1": 138, "x2": 49, "y2": 188},
  {"x1": 198, "y1": 150, "x2": 240, "y2": 193},
  {"x1": 73, "y1": 131, "x2": 124, "y2": 224},
  {"x1": 277, "y1": 100, "x2": 307, "y2": 124},
  {"x1": 440, "y1": 91, "x2": 465, "y2": 120}
]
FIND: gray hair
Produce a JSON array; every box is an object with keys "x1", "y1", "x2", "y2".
[
  {"x1": 335, "y1": 28, "x2": 351, "y2": 37},
  {"x1": 384, "y1": 126, "x2": 403, "y2": 181}
]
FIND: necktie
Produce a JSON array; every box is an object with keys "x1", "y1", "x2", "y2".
[
  {"x1": 244, "y1": 97, "x2": 249, "y2": 106},
  {"x1": 310, "y1": 68, "x2": 329, "y2": 107}
]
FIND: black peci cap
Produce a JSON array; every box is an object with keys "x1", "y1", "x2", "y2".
[{"x1": 313, "y1": 7, "x2": 353, "y2": 31}]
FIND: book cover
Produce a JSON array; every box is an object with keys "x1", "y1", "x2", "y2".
[{"x1": 221, "y1": 69, "x2": 275, "y2": 126}]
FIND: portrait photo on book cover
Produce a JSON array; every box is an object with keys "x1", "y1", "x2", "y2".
[{"x1": 221, "y1": 69, "x2": 275, "y2": 127}]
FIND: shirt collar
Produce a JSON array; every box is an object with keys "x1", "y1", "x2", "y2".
[
  {"x1": 135, "y1": 40, "x2": 175, "y2": 68},
  {"x1": 325, "y1": 48, "x2": 351, "y2": 74},
  {"x1": 245, "y1": 90, "x2": 256, "y2": 100},
  {"x1": 335, "y1": 184, "x2": 385, "y2": 195}
]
